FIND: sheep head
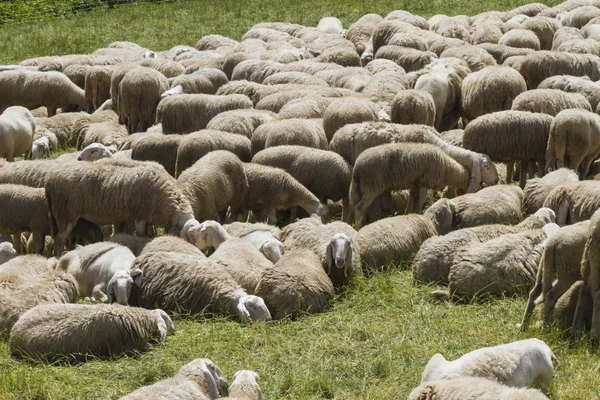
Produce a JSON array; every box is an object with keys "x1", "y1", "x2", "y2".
[
  {"x1": 161, "y1": 84, "x2": 184, "y2": 99},
  {"x1": 421, "y1": 353, "x2": 449, "y2": 382},
  {"x1": 152, "y1": 309, "x2": 175, "y2": 341},
  {"x1": 31, "y1": 137, "x2": 50, "y2": 160},
  {"x1": 230, "y1": 370, "x2": 261, "y2": 397},
  {"x1": 326, "y1": 233, "x2": 353, "y2": 278},
  {"x1": 0, "y1": 242, "x2": 17, "y2": 265},
  {"x1": 107, "y1": 268, "x2": 143, "y2": 305},
  {"x1": 236, "y1": 295, "x2": 272, "y2": 322},
  {"x1": 78, "y1": 143, "x2": 114, "y2": 161},
  {"x1": 424, "y1": 198, "x2": 455, "y2": 235},
  {"x1": 197, "y1": 220, "x2": 230, "y2": 251},
  {"x1": 468, "y1": 154, "x2": 499, "y2": 192},
  {"x1": 178, "y1": 358, "x2": 226, "y2": 400},
  {"x1": 260, "y1": 238, "x2": 285, "y2": 263}
]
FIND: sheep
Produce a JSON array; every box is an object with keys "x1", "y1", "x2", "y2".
[
  {"x1": 523, "y1": 168, "x2": 579, "y2": 214},
  {"x1": 349, "y1": 143, "x2": 475, "y2": 225},
  {"x1": 223, "y1": 222, "x2": 284, "y2": 263},
  {"x1": 385, "y1": 10, "x2": 429, "y2": 29},
  {"x1": 222, "y1": 370, "x2": 262, "y2": 400},
  {"x1": 119, "y1": 67, "x2": 170, "y2": 134},
  {"x1": 206, "y1": 109, "x2": 276, "y2": 139},
  {"x1": 108, "y1": 234, "x2": 205, "y2": 258},
  {"x1": 0, "y1": 106, "x2": 35, "y2": 161},
  {"x1": 175, "y1": 130, "x2": 251, "y2": 176},
  {"x1": 9, "y1": 304, "x2": 174, "y2": 361},
  {"x1": 131, "y1": 134, "x2": 183, "y2": 177},
  {"x1": 0, "y1": 242, "x2": 17, "y2": 265},
  {"x1": 552, "y1": 27, "x2": 586, "y2": 51},
  {"x1": 45, "y1": 158, "x2": 194, "y2": 255},
  {"x1": 278, "y1": 96, "x2": 335, "y2": 119},
  {"x1": 138, "y1": 58, "x2": 185, "y2": 78},
  {"x1": 522, "y1": 16, "x2": 562, "y2": 50},
  {"x1": 129, "y1": 251, "x2": 272, "y2": 321},
  {"x1": 499, "y1": 28, "x2": 541, "y2": 50},
  {"x1": 439, "y1": 45, "x2": 497, "y2": 71},
  {"x1": 551, "y1": 280, "x2": 593, "y2": 331},
  {"x1": 257, "y1": 118, "x2": 328, "y2": 152},
  {"x1": 196, "y1": 34, "x2": 239, "y2": 51},
  {"x1": 84, "y1": 65, "x2": 116, "y2": 113},
  {"x1": 238, "y1": 163, "x2": 327, "y2": 225},
  {"x1": 0, "y1": 70, "x2": 87, "y2": 117},
  {"x1": 558, "y1": 5, "x2": 600, "y2": 28},
  {"x1": 408, "y1": 377, "x2": 550, "y2": 400},
  {"x1": 390, "y1": 89, "x2": 435, "y2": 126},
  {"x1": 545, "y1": 109, "x2": 600, "y2": 178},
  {"x1": 517, "y1": 51, "x2": 600, "y2": 89},
  {"x1": 110, "y1": 63, "x2": 141, "y2": 122},
  {"x1": 76, "y1": 120, "x2": 128, "y2": 150},
  {"x1": 421, "y1": 338, "x2": 556, "y2": 390},
  {"x1": 31, "y1": 136, "x2": 50, "y2": 159},
  {"x1": 63, "y1": 64, "x2": 90, "y2": 90},
  {"x1": 476, "y1": 43, "x2": 534, "y2": 64},
  {"x1": 254, "y1": 249, "x2": 334, "y2": 319},
  {"x1": 55, "y1": 242, "x2": 141, "y2": 305},
  {"x1": 447, "y1": 223, "x2": 559, "y2": 298},
  {"x1": 511, "y1": 89, "x2": 592, "y2": 116},
  {"x1": 322, "y1": 98, "x2": 380, "y2": 142},
  {"x1": 35, "y1": 109, "x2": 117, "y2": 148},
  {"x1": 0, "y1": 254, "x2": 56, "y2": 290},
  {"x1": 374, "y1": 45, "x2": 437, "y2": 72},
  {"x1": 251, "y1": 146, "x2": 351, "y2": 218},
  {"x1": 461, "y1": 66, "x2": 527, "y2": 122},
  {"x1": 262, "y1": 71, "x2": 329, "y2": 87},
  {"x1": 543, "y1": 180, "x2": 600, "y2": 225},
  {"x1": 255, "y1": 87, "x2": 357, "y2": 114},
  {"x1": 120, "y1": 358, "x2": 228, "y2": 400},
  {"x1": 315, "y1": 45, "x2": 361, "y2": 67},
  {"x1": 357, "y1": 198, "x2": 454, "y2": 270},
  {"x1": 157, "y1": 93, "x2": 253, "y2": 134},
  {"x1": 362, "y1": 70, "x2": 408, "y2": 112},
  {"x1": 520, "y1": 221, "x2": 589, "y2": 331},
  {"x1": 412, "y1": 208, "x2": 556, "y2": 284},
  {"x1": 538, "y1": 75, "x2": 600, "y2": 110},
  {"x1": 507, "y1": 2, "x2": 548, "y2": 18},
  {"x1": 177, "y1": 150, "x2": 248, "y2": 223},
  {"x1": 463, "y1": 111, "x2": 553, "y2": 187}
]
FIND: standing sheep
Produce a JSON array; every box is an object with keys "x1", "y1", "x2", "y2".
[
  {"x1": 499, "y1": 28, "x2": 541, "y2": 50},
  {"x1": 538, "y1": 75, "x2": 600, "y2": 111},
  {"x1": 131, "y1": 134, "x2": 184, "y2": 177},
  {"x1": 523, "y1": 168, "x2": 579, "y2": 214},
  {"x1": 543, "y1": 180, "x2": 600, "y2": 225},
  {"x1": 511, "y1": 89, "x2": 592, "y2": 116},
  {"x1": 0, "y1": 106, "x2": 35, "y2": 161},
  {"x1": 256, "y1": 119, "x2": 328, "y2": 152},
  {"x1": 390, "y1": 89, "x2": 436, "y2": 126},
  {"x1": 206, "y1": 109, "x2": 276, "y2": 139},
  {"x1": 522, "y1": 16, "x2": 562, "y2": 50},
  {"x1": 517, "y1": 51, "x2": 600, "y2": 89},
  {"x1": 84, "y1": 65, "x2": 116, "y2": 113},
  {"x1": 322, "y1": 98, "x2": 380, "y2": 142}
]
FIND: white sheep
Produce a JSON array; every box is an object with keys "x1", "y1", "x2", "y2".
[
  {"x1": 222, "y1": 370, "x2": 262, "y2": 400},
  {"x1": 0, "y1": 242, "x2": 17, "y2": 265},
  {"x1": 56, "y1": 242, "x2": 141, "y2": 305},
  {"x1": 0, "y1": 106, "x2": 35, "y2": 161},
  {"x1": 31, "y1": 136, "x2": 50, "y2": 159},
  {"x1": 224, "y1": 222, "x2": 284, "y2": 263},
  {"x1": 317, "y1": 17, "x2": 344, "y2": 34},
  {"x1": 77, "y1": 142, "x2": 114, "y2": 161},
  {"x1": 409, "y1": 377, "x2": 550, "y2": 400}
]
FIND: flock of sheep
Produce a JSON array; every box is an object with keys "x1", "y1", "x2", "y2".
[{"x1": 3, "y1": 0, "x2": 600, "y2": 397}]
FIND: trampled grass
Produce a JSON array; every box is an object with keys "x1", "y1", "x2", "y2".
[{"x1": 1, "y1": 0, "x2": 599, "y2": 398}]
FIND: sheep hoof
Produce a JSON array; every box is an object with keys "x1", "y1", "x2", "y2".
[{"x1": 430, "y1": 290, "x2": 451, "y2": 302}]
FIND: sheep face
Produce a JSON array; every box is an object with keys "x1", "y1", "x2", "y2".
[
  {"x1": 31, "y1": 137, "x2": 50, "y2": 159},
  {"x1": 471, "y1": 155, "x2": 499, "y2": 191},
  {"x1": 313, "y1": 203, "x2": 329, "y2": 218},
  {"x1": 0, "y1": 242, "x2": 17, "y2": 265},
  {"x1": 326, "y1": 233, "x2": 352, "y2": 278},
  {"x1": 260, "y1": 239, "x2": 285, "y2": 263},
  {"x1": 107, "y1": 268, "x2": 143, "y2": 305},
  {"x1": 197, "y1": 220, "x2": 227, "y2": 251},
  {"x1": 78, "y1": 143, "x2": 113, "y2": 161},
  {"x1": 161, "y1": 84, "x2": 184, "y2": 98},
  {"x1": 237, "y1": 295, "x2": 272, "y2": 321},
  {"x1": 180, "y1": 218, "x2": 201, "y2": 244}
]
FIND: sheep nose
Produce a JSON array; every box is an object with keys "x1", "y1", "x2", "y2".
[
  {"x1": 336, "y1": 258, "x2": 345, "y2": 268},
  {"x1": 77, "y1": 156, "x2": 82, "y2": 161}
]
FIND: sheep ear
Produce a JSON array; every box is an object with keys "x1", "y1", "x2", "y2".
[
  {"x1": 107, "y1": 281, "x2": 115, "y2": 304},
  {"x1": 469, "y1": 158, "x2": 481, "y2": 191},
  {"x1": 130, "y1": 268, "x2": 143, "y2": 286},
  {"x1": 325, "y1": 241, "x2": 333, "y2": 275},
  {"x1": 237, "y1": 301, "x2": 251, "y2": 319},
  {"x1": 344, "y1": 239, "x2": 351, "y2": 278},
  {"x1": 200, "y1": 365, "x2": 219, "y2": 400}
]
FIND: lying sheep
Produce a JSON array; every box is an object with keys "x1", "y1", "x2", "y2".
[
  {"x1": 206, "y1": 109, "x2": 276, "y2": 138},
  {"x1": 538, "y1": 75, "x2": 600, "y2": 110},
  {"x1": 129, "y1": 251, "x2": 272, "y2": 321},
  {"x1": 0, "y1": 242, "x2": 17, "y2": 265},
  {"x1": 45, "y1": 159, "x2": 194, "y2": 254},
  {"x1": 223, "y1": 370, "x2": 262, "y2": 400},
  {"x1": 120, "y1": 358, "x2": 227, "y2": 400},
  {"x1": 0, "y1": 106, "x2": 35, "y2": 161},
  {"x1": 412, "y1": 208, "x2": 555, "y2": 284},
  {"x1": 322, "y1": 98, "x2": 380, "y2": 142},
  {"x1": 0, "y1": 254, "x2": 56, "y2": 290},
  {"x1": 543, "y1": 180, "x2": 600, "y2": 225},
  {"x1": 254, "y1": 250, "x2": 334, "y2": 319},
  {"x1": 177, "y1": 150, "x2": 248, "y2": 223},
  {"x1": 421, "y1": 338, "x2": 556, "y2": 390},
  {"x1": 223, "y1": 222, "x2": 284, "y2": 263},
  {"x1": 511, "y1": 89, "x2": 592, "y2": 116},
  {"x1": 545, "y1": 109, "x2": 600, "y2": 178},
  {"x1": 56, "y1": 242, "x2": 141, "y2": 305},
  {"x1": 517, "y1": 51, "x2": 600, "y2": 89},
  {"x1": 390, "y1": 89, "x2": 435, "y2": 126},
  {"x1": 408, "y1": 377, "x2": 549, "y2": 400},
  {"x1": 9, "y1": 304, "x2": 174, "y2": 361},
  {"x1": 523, "y1": 168, "x2": 579, "y2": 214},
  {"x1": 157, "y1": 93, "x2": 253, "y2": 134}
]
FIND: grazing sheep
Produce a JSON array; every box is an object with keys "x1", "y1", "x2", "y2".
[
  {"x1": 177, "y1": 150, "x2": 248, "y2": 223},
  {"x1": 412, "y1": 208, "x2": 556, "y2": 284},
  {"x1": 499, "y1": 29, "x2": 541, "y2": 50},
  {"x1": 138, "y1": 58, "x2": 185, "y2": 78},
  {"x1": 131, "y1": 134, "x2": 184, "y2": 177},
  {"x1": 278, "y1": 96, "x2": 335, "y2": 119},
  {"x1": 461, "y1": 66, "x2": 527, "y2": 122},
  {"x1": 0, "y1": 242, "x2": 17, "y2": 265},
  {"x1": 129, "y1": 251, "x2": 271, "y2": 321},
  {"x1": 174, "y1": 130, "x2": 251, "y2": 177},
  {"x1": 84, "y1": 65, "x2": 116, "y2": 113},
  {"x1": 0, "y1": 106, "x2": 35, "y2": 161},
  {"x1": 254, "y1": 118, "x2": 328, "y2": 153},
  {"x1": 522, "y1": 16, "x2": 562, "y2": 50},
  {"x1": 349, "y1": 143, "x2": 475, "y2": 225},
  {"x1": 375, "y1": 45, "x2": 437, "y2": 72},
  {"x1": 517, "y1": 51, "x2": 600, "y2": 89},
  {"x1": 421, "y1": 338, "x2": 556, "y2": 390},
  {"x1": 524, "y1": 168, "x2": 579, "y2": 214},
  {"x1": 439, "y1": 45, "x2": 497, "y2": 72},
  {"x1": 538, "y1": 75, "x2": 600, "y2": 110},
  {"x1": 520, "y1": 221, "x2": 589, "y2": 330},
  {"x1": 390, "y1": 89, "x2": 435, "y2": 126},
  {"x1": 9, "y1": 304, "x2": 174, "y2": 361},
  {"x1": 31, "y1": 136, "x2": 50, "y2": 160},
  {"x1": 408, "y1": 377, "x2": 549, "y2": 400},
  {"x1": 254, "y1": 250, "x2": 334, "y2": 319},
  {"x1": 120, "y1": 358, "x2": 227, "y2": 400},
  {"x1": 56, "y1": 242, "x2": 141, "y2": 305},
  {"x1": 322, "y1": 98, "x2": 380, "y2": 142},
  {"x1": 357, "y1": 198, "x2": 455, "y2": 270},
  {"x1": 63, "y1": 64, "x2": 90, "y2": 91},
  {"x1": 45, "y1": 159, "x2": 194, "y2": 255},
  {"x1": 206, "y1": 109, "x2": 276, "y2": 138},
  {"x1": 545, "y1": 109, "x2": 600, "y2": 178},
  {"x1": 476, "y1": 43, "x2": 534, "y2": 64},
  {"x1": 0, "y1": 70, "x2": 86, "y2": 117},
  {"x1": 157, "y1": 93, "x2": 253, "y2": 134},
  {"x1": 512, "y1": 89, "x2": 592, "y2": 116}
]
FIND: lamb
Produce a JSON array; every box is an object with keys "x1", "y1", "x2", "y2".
[
  {"x1": 55, "y1": 242, "x2": 141, "y2": 305},
  {"x1": 206, "y1": 109, "x2": 276, "y2": 139},
  {"x1": 252, "y1": 118, "x2": 328, "y2": 154},
  {"x1": 174, "y1": 130, "x2": 252, "y2": 177},
  {"x1": 0, "y1": 242, "x2": 17, "y2": 265},
  {"x1": 157, "y1": 93, "x2": 253, "y2": 134},
  {"x1": 177, "y1": 150, "x2": 248, "y2": 223},
  {"x1": 9, "y1": 304, "x2": 174, "y2": 361},
  {"x1": 517, "y1": 51, "x2": 600, "y2": 89},
  {"x1": 119, "y1": 67, "x2": 170, "y2": 134},
  {"x1": 412, "y1": 208, "x2": 556, "y2": 284},
  {"x1": 537, "y1": 75, "x2": 600, "y2": 110},
  {"x1": 131, "y1": 134, "x2": 184, "y2": 177},
  {"x1": 31, "y1": 136, "x2": 50, "y2": 159},
  {"x1": 523, "y1": 168, "x2": 579, "y2": 214},
  {"x1": 0, "y1": 70, "x2": 87, "y2": 117},
  {"x1": 223, "y1": 370, "x2": 262, "y2": 400},
  {"x1": 119, "y1": 358, "x2": 228, "y2": 400},
  {"x1": 511, "y1": 89, "x2": 592, "y2": 116},
  {"x1": 408, "y1": 377, "x2": 550, "y2": 400},
  {"x1": 498, "y1": 28, "x2": 541, "y2": 50},
  {"x1": 461, "y1": 66, "x2": 527, "y2": 122},
  {"x1": 357, "y1": 198, "x2": 454, "y2": 270},
  {"x1": 421, "y1": 338, "x2": 556, "y2": 390},
  {"x1": 322, "y1": 98, "x2": 380, "y2": 143},
  {"x1": 76, "y1": 142, "x2": 116, "y2": 161},
  {"x1": 520, "y1": 221, "x2": 589, "y2": 331},
  {"x1": 447, "y1": 223, "x2": 559, "y2": 298},
  {"x1": 44, "y1": 158, "x2": 194, "y2": 255},
  {"x1": 0, "y1": 106, "x2": 35, "y2": 161},
  {"x1": 129, "y1": 251, "x2": 272, "y2": 321},
  {"x1": 543, "y1": 180, "x2": 600, "y2": 225},
  {"x1": 254, "y1": 250, "x2": 334, "y2": 319},
  {"x1": 522, "y1": 16, "x2": 562, "y2": 50},
  {"x1": 349, "y1": 143, "x2": 475, "y2": 226},
  {"x1": 545, "y1": 109, "x2": 600, "y2": 178},
  {"x1": 390, "y1": 89, "x2": 435, "y2": 126},
  {"x1": 237, "y1": 163, "x2": 327, "y2": 225}
]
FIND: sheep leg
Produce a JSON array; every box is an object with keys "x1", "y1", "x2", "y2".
[
  {"x1": 47, "y1": 107, "x2": 57, "y2": 117},
  {"x1": 580, "y1": 156, "x2": 595, "y2": 179},
  {"x1": 556, "y1": 197, "x2": 569, "y2": 226},
  {"x1": 527, "y1": 161, "x2": 536, "y2": 179},
  {"x1": 267, "y1": 209, "x2": 278, "y2": 225},
  {"x1": 134, "y1": 221, "x2": 147, "y2": 237},
  {"x1": 571, "y1": 281, "x2": 591, "y2": 336},
  {"x1": 542, "y1": 280, "x2": 572, "y2": 330},
  {"x1": 406, "y1": 184, "x2": 419, "y2": 215},
  {"x1": 32, "y1": 231, "x2": 45, "y2": 255},
  {"x1": 53, "y1": 222, "x2": 75, "y2": 256},
  {"x1": 520, "y1": 276, "x2": 543, "y2": 331},
  {"x1": 289, "y1": 206, "x2": 297, "y2": 223},
  {"x1": 342, "y1": 197, "x2": 349, "y2": 222},
  {"x1": 519, "y1": 162, "x2": 527, "y2": 189},
  {"x1": 506, "y1": 161, "x2": 514, "y2": 184},
  {"x1": 417, "y1": 187, "x2": 428, "y2": 213},
  {"x1": 537, "y1": 162, "x2": 545, "y2": 178},
  {"x1": 91, "y1": 284, "x2": 108, "y2": 303},
  {"x1": 11, "y1": 234, "x2": 23, "y2": 254}
]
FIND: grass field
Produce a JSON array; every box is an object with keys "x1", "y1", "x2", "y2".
[{"x1": 2, "y1": 0, "x2": 600, "y2": 399}]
